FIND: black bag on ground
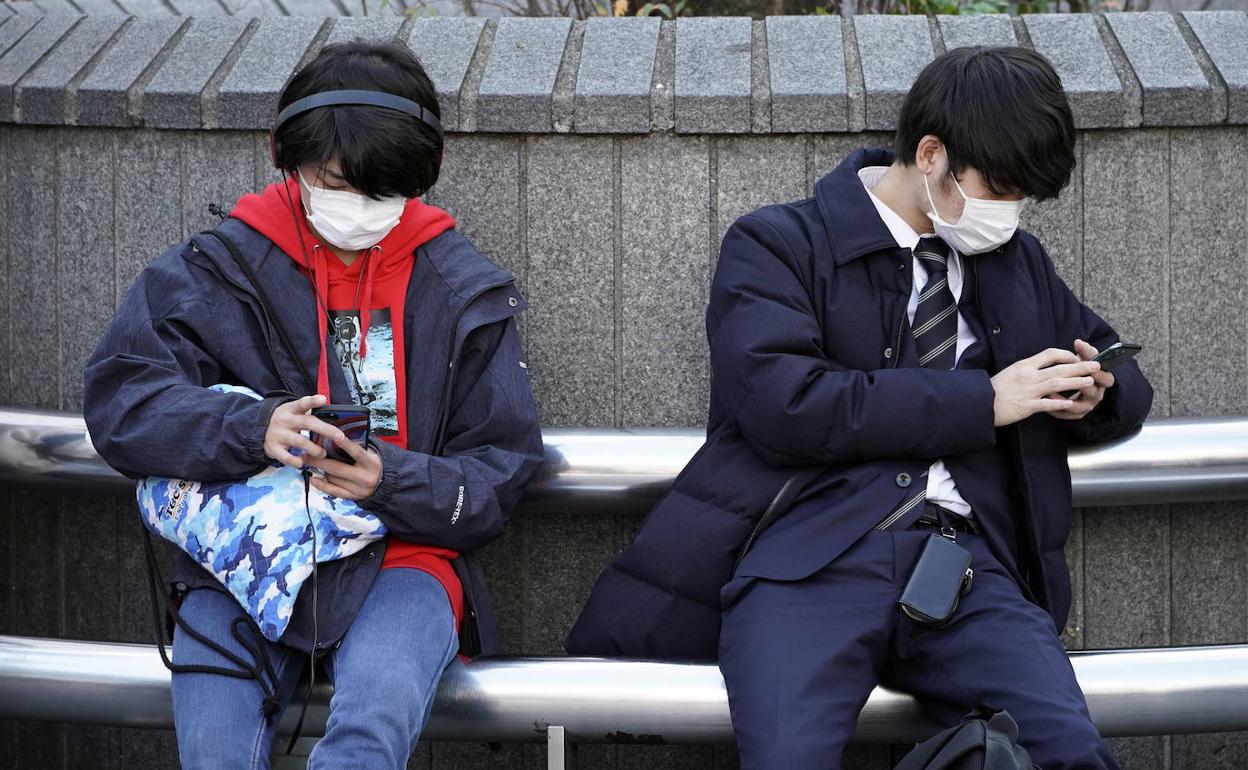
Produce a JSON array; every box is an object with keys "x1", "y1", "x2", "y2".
[{"x1": 894, "y1": 709, "x2": 1038, "y2": 770}]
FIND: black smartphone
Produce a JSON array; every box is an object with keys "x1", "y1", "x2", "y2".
[
  {"x1": 1060, "y1": 341, "x2": 1142, "y2": 399},
  {"x1": 310, "y1": 405, "x2": 371, "y2": 464}
]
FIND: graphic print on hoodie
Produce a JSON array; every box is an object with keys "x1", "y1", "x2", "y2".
[{"x1": 232, "y1": 174, "x2": 465, "y2": 626}]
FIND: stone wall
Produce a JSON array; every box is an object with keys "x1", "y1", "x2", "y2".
[{"x1": 1, "y1": 9, "x2": 1247, "y2": 769}]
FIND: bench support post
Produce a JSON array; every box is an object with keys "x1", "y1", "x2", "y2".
[{"x1": 547, "y1": 725, "x2": 577, "y2": 770}]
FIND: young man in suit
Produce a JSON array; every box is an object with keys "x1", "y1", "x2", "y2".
[
  {"x1": 708, "y1": 46, "x2": 1152, "y2": 769},
  {"x1": 570, "y1": 45, "x2": 1152, "y2": 770}
]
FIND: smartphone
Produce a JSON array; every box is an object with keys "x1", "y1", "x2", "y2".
[
  {"x1": 310, "y1": 405, "x2": 371, "y2": 464},
  {"x1": 1060, "y1": 342, "x2": 1142, "y2": 399}
]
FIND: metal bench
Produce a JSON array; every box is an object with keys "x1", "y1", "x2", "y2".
[{"x1": 2, "y1": 409, "x2": 1247, "y2": 769}]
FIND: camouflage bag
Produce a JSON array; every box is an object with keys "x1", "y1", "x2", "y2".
[{"x1": 136, "y1": 383, "x2": 386, "y2": 641}]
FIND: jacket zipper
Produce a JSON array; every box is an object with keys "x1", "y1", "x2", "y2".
[
  {"x1": 888, "y1": 257, "x2": 913, "y2": 370},
  {"x1": 430, "y1": 279, "x2": 520, "y2": 455},
  {"x1": 735, "y1": 473, "x2": 802, "y2": 570},
  {"x1": 190, "y1": 240, "x2": 301, "y2": 394}
]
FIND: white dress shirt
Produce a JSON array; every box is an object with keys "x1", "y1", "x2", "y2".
[{"x1": 858, "y1": 166, "x2": 976, "y2": 518}]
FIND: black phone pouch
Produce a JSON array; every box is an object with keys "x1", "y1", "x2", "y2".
[{"x1": 898, "y1": 529, "x2": 974, "y2": 628}]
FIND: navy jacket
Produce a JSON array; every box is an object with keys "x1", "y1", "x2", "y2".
[
  {"x1": 568, "y1": 147, "x2": 1152, "y2": 659},
  {"x1": 84, "y1": 216, "x2": 544, "y2": 656}
]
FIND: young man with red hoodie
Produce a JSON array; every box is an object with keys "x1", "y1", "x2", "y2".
[{"x1": 83, "y1": 42, "x2": 543, "y2": 769}]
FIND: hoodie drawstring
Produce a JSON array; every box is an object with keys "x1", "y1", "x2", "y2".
[
  {"x1": 311, "y1": 243, "x2": 383, "y2": 400},
  {"x1": 312, "y1": 244, "x2": 332, "y2": 399},
  {"x1": 358, "y1": 245, "x2": 381, "y2": 362}
]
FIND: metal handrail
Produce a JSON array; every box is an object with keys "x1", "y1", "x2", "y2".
[
  {"x1": 2, "y1": 635, "x2": 1247, "y2": 743},
  {"x1": 3, "y1": 409, "x2": 1247, "y2": 510}
]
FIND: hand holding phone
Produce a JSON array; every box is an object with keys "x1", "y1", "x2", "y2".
[
  {"x1": 309, "y1": 405, "x2": 371, "y2": 465},
  {"x1": 1059, "y1": 341, "x2": 1141, "y2": 399}
]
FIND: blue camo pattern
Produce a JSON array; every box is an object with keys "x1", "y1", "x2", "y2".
[{"x1": 137, "y1": 384, "x2": 386, "y2": 641}]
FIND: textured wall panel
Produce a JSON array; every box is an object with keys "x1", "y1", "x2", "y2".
[
  {"x1": 619, "y1": 133, "x2": 709, "y2": 426},
  {"x1": 523, "y1": 135, "x2": 615, "y2": 428}
]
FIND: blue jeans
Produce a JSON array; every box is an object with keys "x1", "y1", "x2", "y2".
[{"x1": 171, "y1": 567, "x2": 459, "y2": 770}]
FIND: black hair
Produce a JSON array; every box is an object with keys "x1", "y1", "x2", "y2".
[
  {"x1": 893, "y1": 46, "x2": 1076, "y2": 201},
  {"x1": 274, "y1": 41, "x2": 442, "y2": 199}
]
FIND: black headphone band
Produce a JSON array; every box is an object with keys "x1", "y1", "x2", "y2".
[{"x1": 273, "y1": 89, "x2": 444, "y2": 139}]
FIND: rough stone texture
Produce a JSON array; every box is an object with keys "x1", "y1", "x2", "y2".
[
  {"x1": 0, "y1": 13, "x2": 79, "y2": 121},
  {"x1": 77, "y1": 16, "x2": 186, "y2": 127},
  {"x1": 477, "y1": 17, "x2": 570, "y2": 133},
  {"x1": 853, "y1": 15, "x2": 933, "y2": 131},
  {"x1": 143, "y1": 16, "x2": 250, "y2": 128},
  {"x1": 15, "y1": 13, "x2": 126, "y2": 124},
  {"x1": 56, "y1": 127, "x2": 115, "y2": 411},
  {"x1": 620, "y1": 133, "x2": 709, "y2": 426},
  {"x1": 765, "y1": 15, "x2": 846, "y2": 134},
  {"x1": 1081, "y1": 130, "x2": 1170, "y2": 417},
  {"x1": 1106, "y1": 13, "x2": 1218, "y2": 126},
  {"x1": 0, "y1": 126, "x2": 8, "y2": 408},
  {"x1": 181, "y1": 130, "x2": 254, "y2": 237},
  {"x1": 1083, "y1": 505, "x2": 1171, "y2": 649},
  {"x1": 1023, "y1": 14, "x2": 1126, "y2": 129},
  {"x1": 279, "y1": 0, "x2": 343, "y2": 16},
  {"x1": 574, "y1": 16, "x2": 658, "y2": 135},
  {"x1": 714, "y1": 135, "x2": 806, "y2": 253},
  {"x1": 115, "y1": 128, "x2": 182, "y2": 294},
  {"x1": 8, "y1": 488, "x2": 64, "y2": 769},
  {"x1": 674, "y1": 17, "x2": 751, "y2": 135},
  {"x1": 0, "y1": 16, "x2": 43, "y2": 60},
  {"x1": 1172, "y1": 731, "x2": 1248, "y2": 770},
  {"x1": 215, "y1": 15, "x2": 320, "y2": 129},
  {"x1": 228, "y1": 0, "x2": 286, "y2": 16},
  {"x1": 5, "y1": 127, "x2": 60, "y2": 410},
  {"x1": 406, "y1": 17, "x2": 488, "y2": 134},
  {"x1": 323, "y1": 14, "x2": 403, "y2": 46},
  {"x1": 807, "y1": 132, "x2": 889, "y2": 191},
  {"x1": 936, "y1": 13, "x2": 1015, "y2": 50},
  {"x1": 1019, "y1": 134, "x2": 1083, "y2": 292},
  {"x1": 168, "y1": 0, "x2": 229, "y2": 14},
  {"x1": 340, "y1": 0, "x2": 399, "y2": 15},
  {"x1": 1171, "y1": 502, "x2": 1247, "y2": 648},
  {"x1": 1183, "y1": 11, "x2": 1248, "y2": 125},
  {"x1": 1106, "y1": 736, "x2": 1167, "y2": 770},
  {"x1": 114, "y1": 0, "x2": 176, "y2": 13},
  {"x1": 424, "y1": 134, "x2": 523, "y2": 282},
  {"x1": 1168, "y1": 127, "x2": 1248, "y2": 418},
  {"x1": 524, "y1": 135, "x2": 614, "y2": 427},
  {"x1": 33, "y1": 0, "x2": 78, "y2": 13}
]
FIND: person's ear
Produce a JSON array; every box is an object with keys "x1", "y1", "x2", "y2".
[{"x1": 915, "y1": 134, "x2": 943, "y2": 176}]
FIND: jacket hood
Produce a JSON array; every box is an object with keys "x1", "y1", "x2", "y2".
[{"x1": 229, "y1": 175, "x2": 457, "y2": 397}]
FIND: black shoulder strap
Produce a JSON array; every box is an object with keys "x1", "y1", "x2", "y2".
[{"x1": 198, "y1": 228, "x2": 315, "y2": 395}]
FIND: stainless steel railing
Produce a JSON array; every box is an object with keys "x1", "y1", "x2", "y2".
[
  {"x1": 3, "y1": 408, "x2": 1247, "y2": 509},
  {"x1": 3, "y1": 635, "x2": 1248, "y2": 743}
]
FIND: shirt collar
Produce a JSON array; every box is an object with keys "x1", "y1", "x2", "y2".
[{"x1": 858, "y1": 166, "x2": 924, "y2": 251}]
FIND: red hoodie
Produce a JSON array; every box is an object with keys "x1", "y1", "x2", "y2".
[{"x1": 232, "y1": 176, "x2": 464, "y2": 626}]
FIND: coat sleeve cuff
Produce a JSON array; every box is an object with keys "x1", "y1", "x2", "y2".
[
  {"x1": 244, "y1": 394, "x2": 299, "y2": 466},
  {"x1": 954, "y1": 370, "x2": 998, "y2": 453},
  {"x1": 359, "y1": 437, "x2": 401, "y2": 514}
]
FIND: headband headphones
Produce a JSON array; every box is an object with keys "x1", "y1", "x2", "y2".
[{"x1": 268, "y1": 88, "x2": 445, "y2": 172}]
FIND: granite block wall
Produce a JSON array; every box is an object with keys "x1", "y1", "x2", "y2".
[{"x1": 1, "y1": 10, "x2": 1247, "y2": 770}]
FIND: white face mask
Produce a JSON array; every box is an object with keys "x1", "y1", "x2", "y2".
[
  {"x1": 299, "y1": 170, "x2": 406, "y2": 251},
  {"x1": 923, "y1": 152, "x2": 1025, "y2": 255}
]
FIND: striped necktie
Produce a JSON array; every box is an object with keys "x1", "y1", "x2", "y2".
[
  {"x1": 875, "y1": 236, "x2": 957, "y2": 532},
  {"x1": 911, "y1": 236, "x2": 959, "y2": 371}
]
